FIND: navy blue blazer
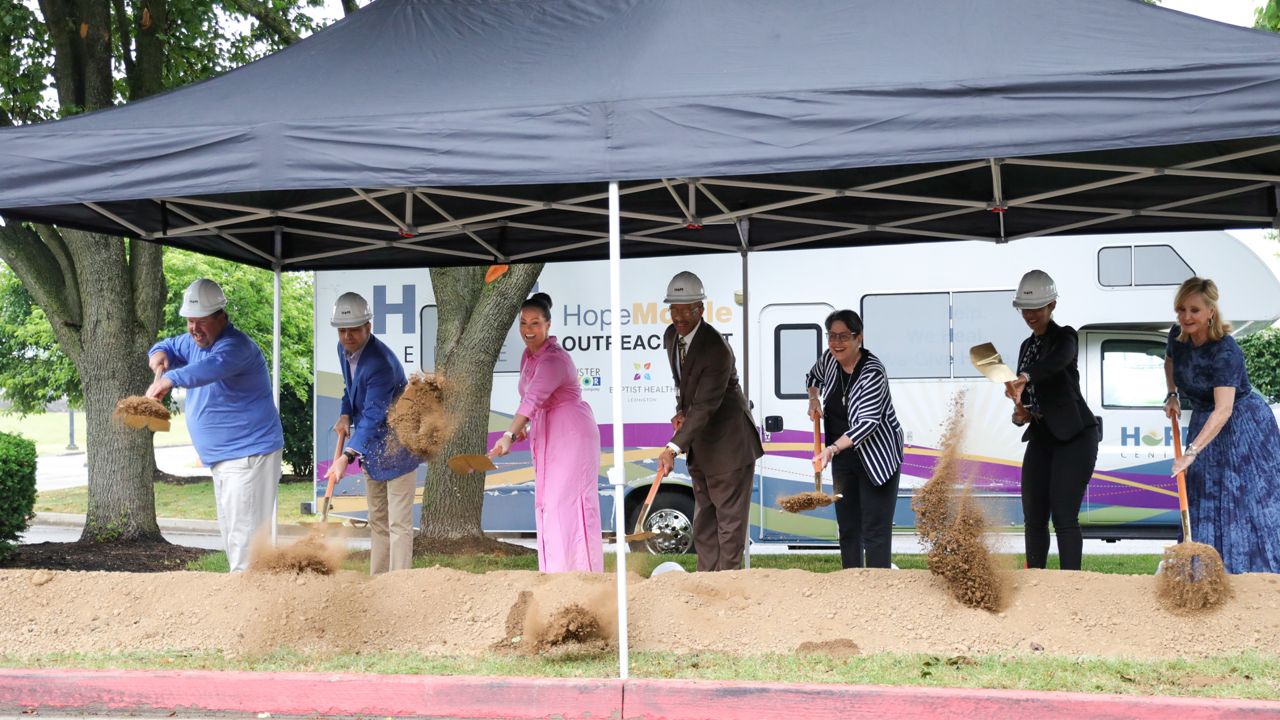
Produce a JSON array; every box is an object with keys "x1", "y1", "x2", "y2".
[{"x1": 339, "y1": 334, "x2": 421, "y2": 480}]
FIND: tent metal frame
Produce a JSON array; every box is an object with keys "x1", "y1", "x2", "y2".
[{"x1": 78, "y1": 147, "x2": 1280, "y2": 270}]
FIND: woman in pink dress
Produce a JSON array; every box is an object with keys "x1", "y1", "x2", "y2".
[{"x1": 489, "y1": 292, "x2": 604, "y2": 572}]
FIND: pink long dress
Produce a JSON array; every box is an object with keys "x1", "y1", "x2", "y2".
[{"x1": 517, "y1": 336, "x2": 604, "y2": 572}]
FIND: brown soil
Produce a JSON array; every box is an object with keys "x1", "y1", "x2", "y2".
[
  {"x1": 1156, "y1": 542, "x2": 1233, "y2": 613},
  {"x1": 113, "y1": 396, "x2": 171, "y2": 420},
  {"x1": 248, "y1": 533, "x2": 345, "y2": 575},
  {"x1": 386, "y1": 372, "x2": 455, "y2": 459},
  {"x1": 0, "y1": 541, "x2": 209, "y2": 573},
  {"x1": 777, "y1": 491, "x2": 836, "y2": 513},
  {"x1": 0, "y1": 567, "x2": 1278, "y2": 660},
  {"x1": 913, "y1": 391, "x2": 1009, "y2": 612}
]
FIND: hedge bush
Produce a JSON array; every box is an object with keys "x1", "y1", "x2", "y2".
[
  {"x1": 0, "y1": 431, "x2": 37, "y2": 560},
  {"x1": 1240, "y1": 327, "x2": 1280, "y2": 403}
]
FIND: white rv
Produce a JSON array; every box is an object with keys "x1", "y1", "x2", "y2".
[{"x1": 311, "y1": 231, "x2": 1280, "y2": 551}]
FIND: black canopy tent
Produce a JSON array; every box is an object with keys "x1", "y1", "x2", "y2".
[
  {"x1": 3, "y1": 0, "x2": 1280, "y2": 676},
  {"x1": 1, "y1": 0, "x2": 1278, "y2": 269}
]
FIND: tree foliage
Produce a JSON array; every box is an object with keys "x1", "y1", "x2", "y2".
[
  {"x1": 0, "y1": 263, "x2": 81, "y2": 412},
  {"x1": 1241, "y1": 328, "x2": 1280, "y2": 403}
]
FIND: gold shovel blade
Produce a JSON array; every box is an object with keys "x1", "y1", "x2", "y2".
[
  {"x1": 969, "y1": 342, "x2": 1017, "y2": 383},
  {"x1": 446, "y1": 454, "x2": 497, "y2": 474}
]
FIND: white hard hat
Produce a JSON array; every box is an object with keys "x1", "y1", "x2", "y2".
[
  {"x1": 178, "y1": 278, "x2": 227, "y2": 318},
  {"x1": 330, "y1": 292, "x2": 373, "y2": 328},
  {"x1": 664, "y1": 271, "x2": 707, "y2": 304},
  {"x1": 1012, "y1": 269, "x2": 1058, "y2": 310}
]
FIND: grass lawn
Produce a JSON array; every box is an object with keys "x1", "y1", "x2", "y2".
[
  {"x1": 36, "y1": 479, "x2": 314, "y2": 525},
  {"x1": 0, "y1": 410, "x2": 193, "y2": 455},
  {"x1": 1, "y1": 649, "x2": 1276, "y2": 700}
]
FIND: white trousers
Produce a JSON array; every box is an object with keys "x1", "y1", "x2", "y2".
[
  {"x1": 210, "y1": 449, "x2": 282, "y2": 572},
  {"x1": 367, "y1": 470, "x2": 416, "y2": 575}
]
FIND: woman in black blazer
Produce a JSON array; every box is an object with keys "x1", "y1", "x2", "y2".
[{"x1": 1005, "y1": 270, "x2": 1099, "y2": 571}]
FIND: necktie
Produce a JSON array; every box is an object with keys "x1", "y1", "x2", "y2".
[{"x1": 678, "y1": 337, "x2": 687, "y2": 373}]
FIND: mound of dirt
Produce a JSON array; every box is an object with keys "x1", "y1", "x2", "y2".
[
  {"x1": 777, "y1": 491, "x2": 836, "y2": 513},
  {"x1": 0, "y1": 566, "x2": 1277, "y2": 660},
  {"x1": 248, "y1": 534, "x2": 345, "y2": 575},
  {"x1": 387, "y1": 372, "x2": 454, "y2": 459},
  {"x1": 0, "y1": 541, "x2": 207, "y2": 573},
  {"x1": 113, "y1": 396, "x2": 171, "y2": 420},
  {"x1": 913, "y1": 391, "x2": 1010, "y2": 612},
  {"x1": 1157, "y1": 542, "x2": 1233, "y2": 613}
]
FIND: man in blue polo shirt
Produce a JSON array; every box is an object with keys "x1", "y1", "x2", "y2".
[{"x1": 146, "y1": 278, "x2": 284, "y2": 572}]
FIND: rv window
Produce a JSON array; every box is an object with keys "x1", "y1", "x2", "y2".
[
  {"x1": 775, "y1": 324, "x2": 821, "y2": 399},
  {"x1": 1101, "y1": 339, "x2": 1167, "y2": 408},
  {"x1": 861, "y1": 293, "x2": 951, "y2": 379},
  {"x1": 1134, "y1": 245, "x2": 1193, "y2": 286},
  {"x1": 1098, "y1": 246, "x2": 1132, "y2": 287},
  {"x1": 418, "y1": 305, "x2": 438, "y2": 372},
  {"x1": 952, "y1": 290, "x2": 1023, "y2": 379}
]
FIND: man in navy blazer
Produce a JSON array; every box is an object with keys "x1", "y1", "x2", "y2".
[{"x1": 324, "y1": 292, "x2": 421, "y2": 574}]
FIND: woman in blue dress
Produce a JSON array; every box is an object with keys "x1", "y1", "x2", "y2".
[{"x1": 1165, "y1": 277, "x2": 1280, "y2": 574}]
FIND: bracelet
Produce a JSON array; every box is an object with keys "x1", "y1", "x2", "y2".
[
  {"x1": 828, "y1": 444, "x2": 840, "y2": 456},
  {"x1": 1165, "y1": 391, "x2": 1179, "y2": 401},
  {"x1": 1185, "y1": 443, "x2": 1199, "y2": 457},
  {"x1": 502, "y1": 430, "x2": 515, "y2": 441}
]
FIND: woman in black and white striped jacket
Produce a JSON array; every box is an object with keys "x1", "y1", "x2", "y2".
[{"x1": 808, "y1": 309, "x2": 905, "y2": 569}]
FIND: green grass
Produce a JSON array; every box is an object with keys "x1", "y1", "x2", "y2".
[
  {"x1": 185, "y1": 549, "x2": 1164, "y2": 576},
  {"x1": 0, "y1": 649, "x2": 1275, "y2": 699},
  {"x1": 0, "y1": 409, "x2": 193, "y2": 455},
  {"x1": 36, "y1": 479, "x2": 314, "y2": 524}
]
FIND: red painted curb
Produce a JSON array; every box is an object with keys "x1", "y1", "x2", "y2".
[
  {"x1": 624, "y1": 678, "x2": 1280, "y2": 720},
  {"x1": 4, "y1": 669, "x2": 1280, "y2": 719},
  {"x1": 0, "y1": 669, "x2": 621, "y2": 719}
]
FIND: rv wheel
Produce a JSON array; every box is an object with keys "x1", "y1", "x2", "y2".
[{"x1": 628, "y1": 490, "x2": 695, "y2": 555}]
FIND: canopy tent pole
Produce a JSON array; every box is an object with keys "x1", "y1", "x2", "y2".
[
  {"x1": 736, "y1": 218, "x2": 752, "y2": 569},
  {"x1": 607, "y1": 181, "x2": 630, "y2": 680},
  {"x1": 271, "y1": 226, "x2": 282, "y2": 546}
]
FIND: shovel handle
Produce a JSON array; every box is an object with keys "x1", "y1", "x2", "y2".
[
  {"x1": 321, "y1": 429, "x2": 349, "y2": 522},
  {"x1": 1170, "y1": 419, "x2": 1192, "y2": 541},
  {"x1": 812, "y1": 417, "x2": 823, "y2": 491},
  {"x1": 631, "y1": 465, "x2": 669, "y2": 535}
]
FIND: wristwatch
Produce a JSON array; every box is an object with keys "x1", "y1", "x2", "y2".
[
  {"x1": 343, "y1": 448, "x2": 358, "y2": 463},
  {"x1": 502, "y1": 430, "x2": 515, "y2": 441}
]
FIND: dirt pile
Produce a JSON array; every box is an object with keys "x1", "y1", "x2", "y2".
[
  {"x1": 778, "y1": 491, "x2": 836, "y2": 513},
  {"x1": 0, "y1": 567, "x2": 1277, "y2": 659},
  {"x1": 112, "y1": 396, "x2": 171, "y2": 431},
  {"x1": 248, "y1": 533, "x2": 345, "y2": 575},
  {"x1": 387, "y1": 372, "x2": 454, "y2": 458},
  {"x1": 501, "y1": 586, "x2": 616, "y2": 657},
  {"x1": 912, "y1": 391, "x2": 1010, "y2": 612},
  {"x1": 1157, "y1": 542, "x2": 1233, "y2": 613}
]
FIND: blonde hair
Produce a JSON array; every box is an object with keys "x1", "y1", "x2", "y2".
[{"x1": 1174, "y1": 277, "x2": 1231, "y2": 343}]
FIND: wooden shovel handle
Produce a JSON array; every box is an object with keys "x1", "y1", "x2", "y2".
[
  {"x1": 1170, "y1": 419, "x2": 1192, "y2": 541},
  {"x1": 631, "y1": 465, "x2": 669, "y2": 535},
  {"x1": 812, "y1": 417, "x2": 823, "y2": 491}
]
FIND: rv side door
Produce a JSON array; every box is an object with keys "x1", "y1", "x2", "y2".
[{"x1": 1079, "y1": 330, "x2": 1180, "y2": 540}]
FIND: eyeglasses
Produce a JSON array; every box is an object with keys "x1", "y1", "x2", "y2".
[
  {"x1": 669, "y1": 305, "x2": 703, "y2": 318},
  {"x1": 827, "y1": 332, "x2": 858, "y2": 342}
]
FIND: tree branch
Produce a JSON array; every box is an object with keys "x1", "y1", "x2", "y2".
[
  {"x1": 73, "y1": 0, "x2": 114, "y2": 110},
  {"x1": 341, "y1": 0, "x2": 360, "y2": 16},
  {"x1": 37, "y1": 0, "x2": 83, "y2": 111},
  {"x1": 222, "y1": 0, "x2": 300, "y2": 45},
  {"x1": 111, "y1": 0, "x2": 137, "y2": 98},
  {"x1": 0, "y1": 224, "x2": 84, "y2": 362},
  {"x1": 129, "y1": 239, "x2": 166, "y2": 339},
  {"x1": 131, "y1": 0, "x2": 166, "y2": 100}
]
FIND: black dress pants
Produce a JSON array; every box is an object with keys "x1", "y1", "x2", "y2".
[
  {"x1": 832, "y1": 459, "x2": 900, "y2": 569},
  {"x1": 1020, "y1": 425, "x2": 1098, "y2": 570}
]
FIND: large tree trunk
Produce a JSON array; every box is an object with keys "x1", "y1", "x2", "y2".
[
  {"x1": 418, "y1": 264, "x2": 542, "y2": 540},
  {"x1": 73, "y1": 233, "x2": 166, "y2": 541}
]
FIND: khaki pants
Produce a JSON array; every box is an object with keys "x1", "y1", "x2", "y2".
[
  {"x1": 367, "y1": 470, "x2": 416, "y2": 574},
  {"x1": 210, "y1": 449, "x2": 282, "y2": 573}
]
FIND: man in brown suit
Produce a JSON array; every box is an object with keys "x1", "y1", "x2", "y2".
[{"x1": 657, "y1": 271, "x2": 764, "y2": 571}]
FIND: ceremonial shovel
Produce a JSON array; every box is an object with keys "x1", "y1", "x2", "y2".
[{"x1": 624, "y1": 465, "x2": 670, "y2": 543}]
